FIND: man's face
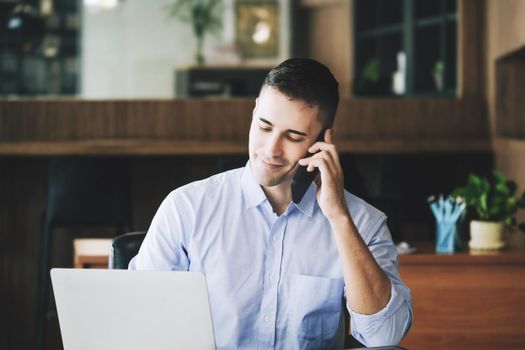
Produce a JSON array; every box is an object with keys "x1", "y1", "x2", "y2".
[{"x1": 249, "y1": 86, "x2": 323, "y2": 188}]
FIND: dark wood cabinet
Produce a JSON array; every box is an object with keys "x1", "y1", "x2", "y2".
[{"x1": 399, "y1": 243, "x2": 525, "y2": 350}]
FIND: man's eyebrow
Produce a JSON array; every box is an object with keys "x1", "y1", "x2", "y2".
[{"x1": 258, "y1": 118, "x2": 308, "y2": 137}]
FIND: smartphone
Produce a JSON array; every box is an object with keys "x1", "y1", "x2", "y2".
[{"x1": 291, "y1": 130, "x2": 326, "y2": 203}]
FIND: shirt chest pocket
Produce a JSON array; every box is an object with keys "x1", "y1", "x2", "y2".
[{"x1": 290, "y1": 274, "x2": 344, "y2": 349}]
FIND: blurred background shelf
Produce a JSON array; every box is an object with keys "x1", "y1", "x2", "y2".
[{"x1": 0, "y1": 137, "x2": 491, "y2": 156}]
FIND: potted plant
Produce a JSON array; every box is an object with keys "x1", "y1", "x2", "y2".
[
  {"x1": 433, "y1": 60, "x2": 445, "y2": 92},
  {"x1": 167, "y1": 0, "x2": 223, "y2": 65},
  {"x1": 452, "y1": 170, "x2": 525, "y2": 250}
]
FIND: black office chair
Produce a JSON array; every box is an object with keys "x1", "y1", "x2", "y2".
[
  {"x1": 109, "y1": 231, "x2": 147, "y2": 269},
  {"x1": 37, "y1": 157, "x2": 132, "y2": 350}
]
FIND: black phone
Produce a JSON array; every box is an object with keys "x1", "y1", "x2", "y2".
[{"x1": 291, "y1": 130, "x2": 326, "y2": 203}]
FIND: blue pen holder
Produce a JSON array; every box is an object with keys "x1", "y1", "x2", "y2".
[
  {"x1": 435, "y1": 221, "x2": 462, "y2": 253},
  {"x1": 429, "y1": 195, "x2": 466, "y2": 254}
]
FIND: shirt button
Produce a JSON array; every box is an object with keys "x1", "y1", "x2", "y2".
[
  {"x1": 264, "y1": 315, "x2": 271, "y2": 322},
  {"x1": 272, "y1": 234, "x2": 277, "y2": 240}
]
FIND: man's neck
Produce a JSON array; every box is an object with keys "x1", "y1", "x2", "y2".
[{"x1": 261, "y1": 182, "x2": 292, "y2": 216}]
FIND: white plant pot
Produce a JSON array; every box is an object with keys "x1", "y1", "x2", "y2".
[{"x1": 469, "y1": 220, "x2": 505, "y2": 251}]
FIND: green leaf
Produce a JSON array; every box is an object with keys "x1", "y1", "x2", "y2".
[
  {"x1": 495, "y1": 181, "x2": 509, "y2": 196},
  {"x1": 468, "y1": 174, "x2": 482, "y2": 188},
  {"x1": 168, "y1": 0, "x2": 223, "y2": 37},
  {"x1": 504, "y1": 217, "x2": 514, "y2": 226},
  {"x1": 363, "y1": 58, "x2": 381, "y2": 82},
  {"x1": 506, "y1": 197, "x2": 517, "y2": 212},
  {"x1": 493, "y1": 169, "x2": 506, "y2": 184},
  {"x1": 506, "y1": 181, "x2": 517, "y2": 196},
  {"x1": 479, "y1": 193, "x2": 488, "y2": 218},
  {"x1": 489, "y1": 202, "x2": 501, "y2": 216},
  {"x1": 518, "y1": 192, "x2": 525, "y2": 208},
  {"x1": 480, "y1": 177, "x2": 490, "y2": 193},
  {"x1": 455, "y1": 170, "x2": 525, "y2": 224},
  {"x1": 451, "y1": 187, "x2": 462, "y2": 197}
]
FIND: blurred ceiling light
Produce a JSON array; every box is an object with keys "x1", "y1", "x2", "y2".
[
  {"x1": 40, "y1": 0, "x2": 53, "y2": 16},
  {"x1": 83, "y1": 0, "x2": 122, "y2": 12},
  {"x1": 252, "y1": 21, "x2": 271, "y2": 44},
  {"x1": 250, "y1": 7, "x2": 272, "y2": 45}
]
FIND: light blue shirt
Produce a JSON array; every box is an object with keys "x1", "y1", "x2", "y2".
[{"x1": 129, "y1": 162, "x2": 412, "y2": 349}]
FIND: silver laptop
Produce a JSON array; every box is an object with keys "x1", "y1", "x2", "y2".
[{"x1": 51, "y1": 269, "x2": 216, "y2": 350}]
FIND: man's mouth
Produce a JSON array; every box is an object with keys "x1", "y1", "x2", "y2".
[{"x1": 261, "y1": 159, "x2": 285, "y2": 170}]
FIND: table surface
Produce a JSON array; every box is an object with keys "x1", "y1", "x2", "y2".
[
  {"x1": 347, "y1": 346, "x2": 406, "y2": 350},
  {"x1": 399, "y1": 241, "x2": 525, "y2": 265}
]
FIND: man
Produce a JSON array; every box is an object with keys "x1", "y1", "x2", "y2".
[{"x1": 129, "y1": 58, "x2": 412, "y2": 349}]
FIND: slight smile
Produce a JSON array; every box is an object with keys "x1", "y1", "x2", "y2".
[{"x1": 261, "y1": 159, "x2": 285, "y2": 170}]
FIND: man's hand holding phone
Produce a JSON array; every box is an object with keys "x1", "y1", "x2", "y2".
[{"x1": 298, "y1": 129, "x2": 349, "y2": 222}]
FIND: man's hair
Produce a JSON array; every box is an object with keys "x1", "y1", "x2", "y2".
[{"x1": 262, "y1": 58, "x2": 339, "y2": 128}]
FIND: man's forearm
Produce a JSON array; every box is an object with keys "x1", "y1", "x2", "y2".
[{"x1": 329, "y1": 213, "x2": 391, "y2": 314}]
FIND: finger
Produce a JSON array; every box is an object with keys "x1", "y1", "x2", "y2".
[
  {"x1": 307, "y1": 158, "x2": 344, "y2": 196},
  {"x1": 308, "y1": 142, "x2": 335, "y2": 154},
  {"x1": 308, "y1": 143, "x2": 341, "y2": 170},
  {"x1": 313, "y1": 150, "x2": 338, "y2": 174},
  {"x1": 324, "y1": 128, "x2": 334, "y2": 144},
  {"x1": 305, "y1": 157, "x2": 333, "y2": 174},
  {"x1": 307, "y1": 154, "x2": 345, "y2": 188},
  {"x1": 300, "y1": 151, "x2": 337, "y2": 175},
  {"x1": 298, "y1": 156, "x2": 313, "y2": 166}
]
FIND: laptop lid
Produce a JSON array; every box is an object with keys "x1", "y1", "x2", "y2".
[{"x1": 50, "y1": 269, "x2": 216, "y2": 350}]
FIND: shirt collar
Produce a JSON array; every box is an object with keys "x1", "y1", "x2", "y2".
[
  {"x1": 241, "y1": 161, "x2": 267, "y2": 209},
  {"x1": 241, "y1": 161, "x2": 316, "y2": 217},
  {"x1": 291, "y1": 182, "x2": 316, "y2": 217}
]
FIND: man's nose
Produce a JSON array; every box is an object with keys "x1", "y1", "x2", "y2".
[{"x1": 265, "y1": 134, "x2": 283, "y2": 158}]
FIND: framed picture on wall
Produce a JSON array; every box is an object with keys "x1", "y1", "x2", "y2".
[{"x1": 235, "y1": 1, "x2": 279, "y2": 59}]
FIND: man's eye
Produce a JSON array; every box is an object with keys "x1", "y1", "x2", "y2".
[
  {"x1": 259, "y1": 126, "x2": 271, "y2": 132},
  {"x1": 287, "y1": 136, "x2": 303, "y2": 143}
]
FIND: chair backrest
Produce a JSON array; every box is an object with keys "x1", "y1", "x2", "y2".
[{"x1": 109, "y1": 231, "x2": 146, "y2": 269}]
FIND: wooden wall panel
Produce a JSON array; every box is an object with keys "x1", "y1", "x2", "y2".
[
  {"x1": 0, "y1": 158, "x2": 48, "y2": 350},
  {"x1": 334, "y1": 98, "x2": 488, "y2": 140},
  {"x1": 460, "y1": 0, "x2": 486, "y2": 99},
  {"x1": 0, "y1": 98, "x2": 490, "y2": 155},
  {"x1": 495, "y1": 50, "x2": 525, "y2": 138},
  {"x1": 305, "y1": 0, "x2": 352, "y2": 98},
  {"x1": 0, "y1": 99, "x2": 254, "y2": 142}
]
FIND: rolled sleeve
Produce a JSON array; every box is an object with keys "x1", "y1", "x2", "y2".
[{"x1": 349, "y1": 280, "x2": 412, "y2": 346}]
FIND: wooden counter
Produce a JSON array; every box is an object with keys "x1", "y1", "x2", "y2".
[{"x1": 399, "y1": 243, "x2": 525, "y2": 350}]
